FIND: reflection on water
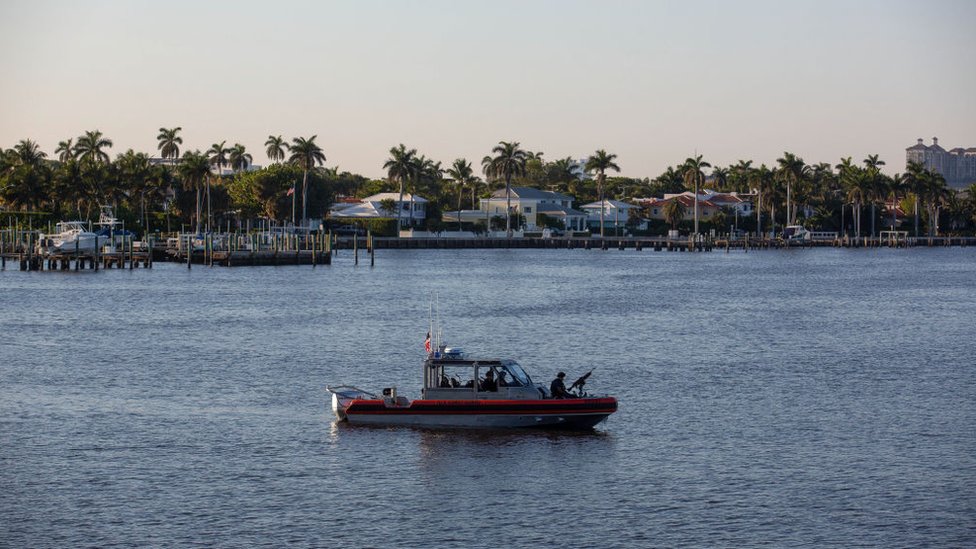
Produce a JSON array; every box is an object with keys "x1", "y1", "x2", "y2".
[{"x1": 2, "y1": 248, "x2": 975, "y2": 547}]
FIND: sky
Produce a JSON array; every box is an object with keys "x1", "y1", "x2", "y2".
[{"x1": 1, "y1": 0, "x2": 974, "y2": 180}]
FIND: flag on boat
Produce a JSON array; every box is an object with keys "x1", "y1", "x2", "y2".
[
  {"x1": 286, "y1": 186, "x2": 295, "y2": 196},
  {"x1": 424, "y1": 332, "x2": 431, "y2": 354}
]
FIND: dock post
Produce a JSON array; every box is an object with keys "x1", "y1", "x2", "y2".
[
  {"x1": 354, "y1": 234, "x2": 359, "y2": 265},
  {"x1": 370, "y1": 232, "x2": 375, "y2": 267}
]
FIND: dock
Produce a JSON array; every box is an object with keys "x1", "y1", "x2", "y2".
[
  {"x1": 3, "y1": 229, "x2": 974, "y2": 271},
  {"x1": 0, "y1": 228, "x2": 152, "y2": 271}
]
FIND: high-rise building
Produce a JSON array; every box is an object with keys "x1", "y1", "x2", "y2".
[{"x1": 906, "y1": 137, "x2": 976, "y2": 189}]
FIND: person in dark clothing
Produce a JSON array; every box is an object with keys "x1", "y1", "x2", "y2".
[
  {"x1": 481, "y1": 369, "x2": 498, "y2": 392},
  {"x1": 550, "y1": 372, "x2": 571, "y2": 398}
]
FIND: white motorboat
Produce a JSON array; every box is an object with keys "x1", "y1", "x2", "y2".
[
  {"x1": 784, "y1": 225, "x2": 812, "y2": 243},
  {"x1": 42, "y1": 206, "x2": 134, "y2": 253},
  {"x1": 44, "y1": 221, "x2": 104, "y2": 253}
]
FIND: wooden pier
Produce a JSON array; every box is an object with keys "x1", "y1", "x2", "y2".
[
  {"x1": 4, "y1": 228, "x2": 974, "y2": 271},
  {"x1": 0, "y1": 228, "x2": 152, "y2": 271},
  {"x1": 1, "y1": 250, "x2": 152, "y2": 271}
]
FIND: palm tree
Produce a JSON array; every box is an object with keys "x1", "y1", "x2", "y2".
[
  {"x1": 903, "y1": 161, "x2": 928, "y2": 237},
  {"x1": 776, "y1": 152, "x2": 808, "y2": 226},
  {"x1": 73, "y1": 130, "x2": 113, "y2": 165},
  {"x1": 55, "y1": 139, "x2": 74, "y2": 163},
  {"x1": 711, "y1": 166, "x2": 730, "y2": 192},
  {"x1": 923, "y1": 171, "x2": 949, "y2": 236},
  {"x1": 755, "y1": 165, "x2": 779, "y2": 236},
  {"x1": 384, "y1": 144, "x2": 418, "y2": 233},
  {"x1": 748, "y1": 165, "x2": 772, "y2": 236},
  {"x1": 844, "y1": 169, "x2": 870, "y2": 239},
  {"x1": 966, "y1": 183, "x2": 976, "y2": 228},
  {"x1": 116, "y1": 150, "x2": 166, "y2": 233},
  {"x1": 836, "y1": 157, "x2": 860, "y2": 236},
  {"x1": 2, "y1": 140, "x2": 50, "y2": 211},
  {"x1": 447, "y1": 158, "x2": 476, "y2": 232},
  {"x1": 206, "y1": 141, "x2": 230, "y2": 233},
  {"x1": 585, "y1": 150, "x2": 621, "y2": 238},
  {"x1": 157, "y1": 127, "x2": 183, "y2": 164},
  {"x1": 664, "y1": 198, "x2": 686, "y2": 232},
  {"x1": 887, "y1": 174, "x2": 905, "y2": 231},
  {"x1": 862, "y1": 154, "x2": 886, "y2": 237},
  {"x1": 412, "y1": 155, "x2": 442, "y2": 227},
  {"x1": 265, "y1": 135, "x2": 286, "y2": 164},
  {"x1": 485, "y1": 141, "x2": 529, "y2": 237},
  {"x1": 479, "y1": 155, "x2": 496, "y2": 230},
  {"x1": 13, "y1": 139, "x2": 47, "y2": 166},
  {"x1": 549, "y1": 157, "x2": 583, "y2": 189},
  {"x1": 730, "y1": 160, "x2": 753, "y2": 193},
  {"x1": 179, "y1": 150, "x2": 211, "y2": 234},
  {"x1": 229, "y1": 143, "x2": 253, "y2": 173},
  {"x1": 288, "y1": 135, "x2": 327, "y2": 229},
  {"x1": 682, "y1": 155, "x2": 711, "y2": 238}
]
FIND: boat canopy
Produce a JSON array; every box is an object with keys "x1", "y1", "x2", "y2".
[{"x1": 425, "y1": 358, "x2": 533, "y2": 390}]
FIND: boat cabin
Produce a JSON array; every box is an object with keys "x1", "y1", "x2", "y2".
[{"x1": 422, "y1": 352, "x2": 543, "y2": 400}]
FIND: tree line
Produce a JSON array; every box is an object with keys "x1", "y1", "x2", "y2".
[{"x1": 2, "y1": 129, "x2": 975, "y2": 237}]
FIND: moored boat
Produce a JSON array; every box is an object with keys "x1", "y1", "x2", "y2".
[
  {"x1": 327, "y1": 345, "x2": 617, "y2": 430},
  {"x1": 43, "y1": 221, "x2": 103, "y2": 253}
]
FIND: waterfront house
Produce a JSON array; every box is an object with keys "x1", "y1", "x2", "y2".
[
  {"x1": 637, "y1": 194, "x2": 719, "y2": 221},
  {"x1": 580, "y1": 199, "x2": 638, "y2": 232},
  {"x1": 329, "y1": 193, "x2": 427, "y2": 225},
  {"x1": 703, "y1": 192, "x2": 753, "y2": 216},
  {"x1": 636, "y1": 190, "x2": 753, "y2": 222},
  {"x1": 480, "y1": 187, "x2": 588, "y2": 231}
]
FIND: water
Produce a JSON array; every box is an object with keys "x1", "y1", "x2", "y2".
[{"x1": 2, "y1": 248, "x2": 974, "y2": 548}]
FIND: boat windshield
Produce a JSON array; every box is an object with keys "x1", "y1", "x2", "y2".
[
  {"x1": 502, "y1": 361, "x2": 531, "y2": 387},
  {"x1": 55, "y1": 221, "x2": 88, "y2": 233}
]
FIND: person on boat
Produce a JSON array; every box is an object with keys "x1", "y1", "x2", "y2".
[
  {"x1": 497, "y1": 371, "x2": 509, "y2": 387},
  {"x1": 481, "y1": 369, "x2": 498, "y2": 392},
  {"x1": 550, "y1": 372, "x2": 571, "y2": 399}
]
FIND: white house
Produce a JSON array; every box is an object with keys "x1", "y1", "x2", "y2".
[
  {"x1": 581, "y1": 199, "x2": 638, "y2": 231},
  {"x1": 329, "y1": 192, "x2": 427, "y2": 225},
  {"x1": 480, "y1": 187, "x2": 588, "y2": 231},
  {"x1": 699, "y1": 191, "x2": 753, "y2": 216}
]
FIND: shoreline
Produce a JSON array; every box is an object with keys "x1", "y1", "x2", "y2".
[{"x1": 2, "y1": 234, "x2": 973, "y2": 271}]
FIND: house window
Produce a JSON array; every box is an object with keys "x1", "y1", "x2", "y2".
[
  {"x1": 653, "y1": 209, "x2": 658, "y2": 215},
  {"x1": 525, "y1": 207, "x2": 532, "y2": 214}
]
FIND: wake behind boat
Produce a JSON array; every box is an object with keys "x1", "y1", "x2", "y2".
[{"x1": 327, "y1": 344, "x2": 617, "y2": 430}]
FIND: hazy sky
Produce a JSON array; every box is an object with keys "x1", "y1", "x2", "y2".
[{"x1": 1, "y1": 0, "x2": 973, "y2": 180}]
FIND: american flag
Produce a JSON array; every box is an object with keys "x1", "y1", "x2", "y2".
[{"x1": 424, "y1": 332, "x2": 431, "y2": 354}]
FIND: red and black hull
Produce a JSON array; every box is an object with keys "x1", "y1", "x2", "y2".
[{"x1": 340, "y1": 397, "x2": 618, "y2": 430}]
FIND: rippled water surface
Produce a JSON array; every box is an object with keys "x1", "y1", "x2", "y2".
[{"x1": 2, "y1": 248, "x2": 975, "y2": 547}]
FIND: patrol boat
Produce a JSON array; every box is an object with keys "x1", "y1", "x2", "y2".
[{"x1": 326, "y1": 345, "x2": 617, "y2": 430}]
